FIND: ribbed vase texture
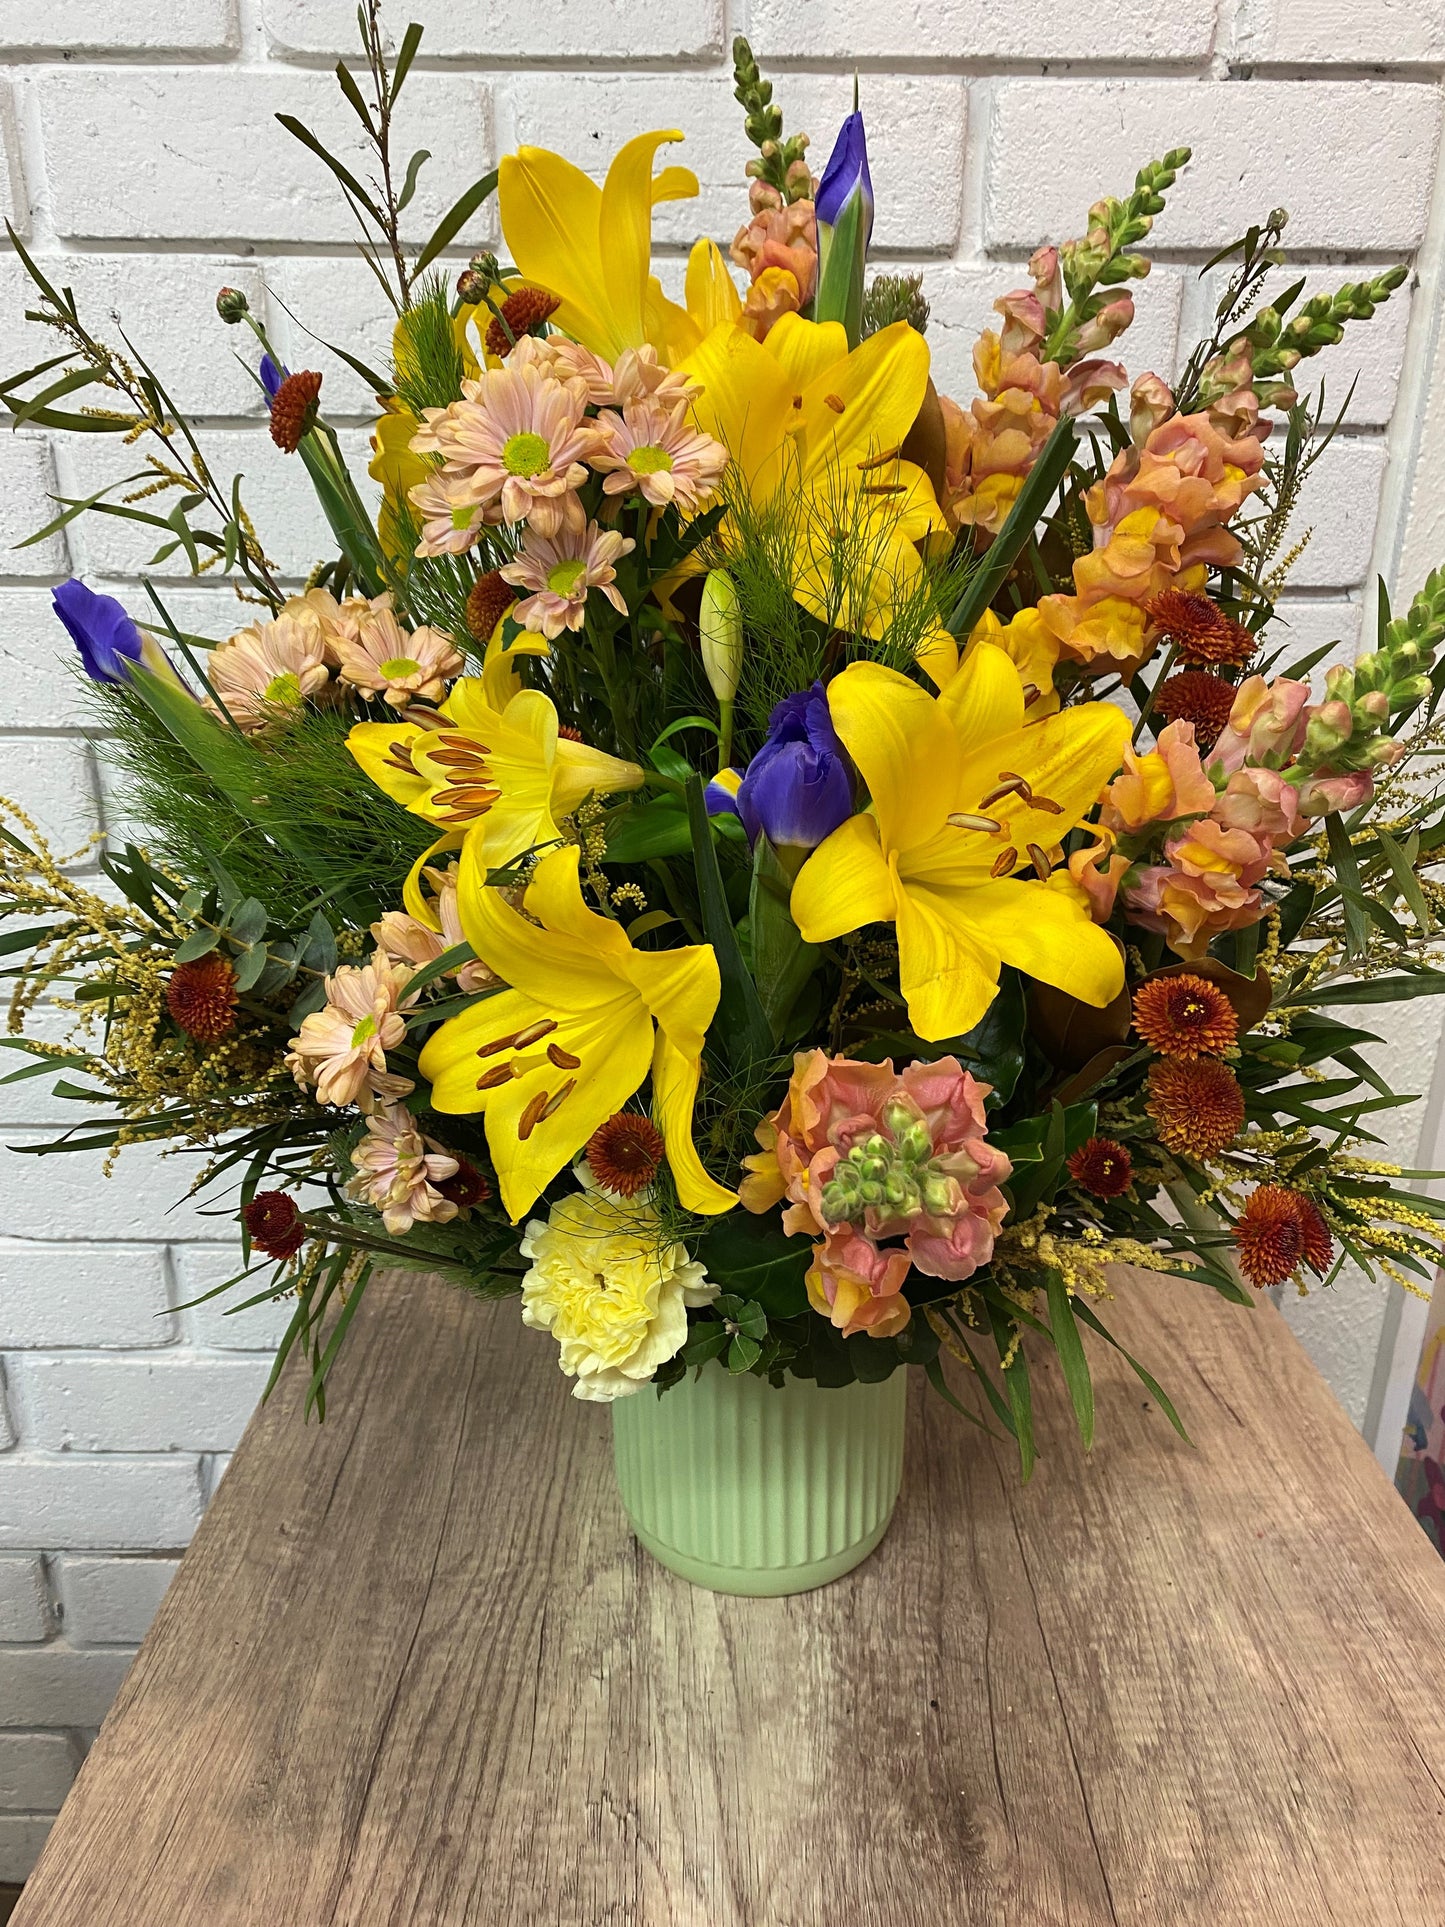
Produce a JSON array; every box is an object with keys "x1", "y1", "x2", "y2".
[{"x1": 612, "y1": 1363, "x2": 908, "y2": 1596}]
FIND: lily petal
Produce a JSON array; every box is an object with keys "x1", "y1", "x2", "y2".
[
  {"x1": 602, "y1": 130, "x2": 692, "y2": 358},
  {"x1": 789, "y1": 810, "x2": 897, "y2": 943},
  {"x1": 823, "y1": 661, "x2": 958, "y2": 854},
  {"x1": 956, "y1": 876, "x2": 1125, "y2": 1009},
  {"x1": 685, "y1": 237, "x2": 742, "y2": 335},
  {"x1": 347, "y1": 720, "x2": 427, "y2": 809},
  {"x1": 894, "y1": 871, "x2": 1003, "y2": 1041},
  {"x1": 651, "y1": 1028, "x2": 737, "y2": 1214}
]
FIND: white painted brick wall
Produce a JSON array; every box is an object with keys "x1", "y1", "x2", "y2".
[{"x1": 0, "y1": 0, "x2": 1442, "y2": 1883}]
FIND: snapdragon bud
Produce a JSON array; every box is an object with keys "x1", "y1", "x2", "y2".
[
  {"x1": 1357, "y1": 688, "x2": 1391, "y2": 725},
  {"x1": 699, "y1": 569, "x2": 742, "y2": 705}
]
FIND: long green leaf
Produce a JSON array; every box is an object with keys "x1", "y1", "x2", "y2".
[
  {"x1": 1071, "y1": 1300, "x2": 1191, "y2": 1442},
  {"x1": 945, "y1": 416, "x2": 1078, "y2": 638},
  {"x1": 987, "y1": 1303, "x2": 1036, "y2": 1481},
  {"x1": 683, "y1": 773, "x2": 771, "y2": 1072},
  {"x1": 275, "y1": 114, "x2": 384, "y2": 222},
  {"x1": 1044, "y1": 1269, "x2": 1094, "y2": 1450},
  {"x1": 414, "y1": 167, "x2": 500, "y2": 275},
  {"x1": 1274, "y1": 972, "x2": 1445, "y2": 1008}
]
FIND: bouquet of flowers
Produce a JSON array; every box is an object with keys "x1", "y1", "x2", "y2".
[{"x1": 5, "y1": 9, "x2": 1445, "y2": 1475}]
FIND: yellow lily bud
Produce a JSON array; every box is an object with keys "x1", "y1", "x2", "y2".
[{"x1": 699, "y1": 569, "x2": 742, "y2": 704}]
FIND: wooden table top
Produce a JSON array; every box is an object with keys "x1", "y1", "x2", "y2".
[{"x1": 15, "y1": 1267, "x2": 1445, "y2": 1926}]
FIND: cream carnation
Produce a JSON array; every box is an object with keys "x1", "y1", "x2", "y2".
[{"x1": 519, "y1": 1186, "x2": 716, "y2": 1401}]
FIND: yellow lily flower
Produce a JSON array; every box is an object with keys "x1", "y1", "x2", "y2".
[
  {"x1": 789, "y1": 644, "x2": 1131, "y2": 1041},
  {"x1": 347, "y1": 671, "x2": 643, "y2": 868},
  {"x1": 963, "y1": 607, "x2": 1063, "y2": 718},
  {"x1": 499, "y1": 131, "x2": 703, "y2": 364},
  {"x1": 420, "y1": 842, "x2": 737, "y2": 1221},
  {"x1": 679, "y1": 314, "x2": 947, "y2": 641}
]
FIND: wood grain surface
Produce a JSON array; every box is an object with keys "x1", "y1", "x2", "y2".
[{"x1": 14, "y1": 1268, "x2": 1445, "y2": 1926}]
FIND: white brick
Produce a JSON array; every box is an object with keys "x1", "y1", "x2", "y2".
[
  {"x1": 923, "y1": 261, "x2": 1183, "y2": 405},
  {"x1": 202, "y1": 1452, "x2": 231, "y2": 1503},
  {"x1": 0, "y1": 1134, "x2": 238, "y2": 1243},
  {"x1": 265, "y1": 0, "x2": 723, "y2": 59},
  {"x1": 0, "y1": 257, "x2": 268, "y2": 422},
  {"x1": 752, "y1": 0, "x2": 1214, "y2": 59},
  {"x1": 986, "y1": 81, "x2": 1441, "y2": 255},
  {"x1": 0, "y1": 737, "x2": 100, "y2": 865},
  {"x1": 1185, "y1": 265, "x2": 1412, "y2": 429},
  {"x1": 0, "y1": 1559, "x2": 48, "y2": 1642},
  {"x1": 0, "y1": 1813, "x2": 55, "y2": 1883},
  {"x1": 0, "y1": 438, "x2": 70, "y2": 577},
  {"x1": 0, "y1": 1007, "x2": 90, "y2": 1135},
  {"x1": 0, "y1": 1, "x2": 237, "y2": 52},
  {"x1": 0, "y1": 1732, "x2": 78, "y2": 1811},
  {"x1": 0, "y1": 81, "x2": 28, "y2": 237},
  {"x1": 54, "y1": 427, "x2": 380, "y2": 584},
  {"x1": 12, "y1": 1354, "x2": 268, "y2": 1453},
  {"x1": 265, "y1": 256, "x2": 399, "y2": 417},
  {"x1": 175, "y1": 1245, "x2": 292, "y2": 1351},
  {"x1": 1287, "y1": 437, "x2": 1388, "y2": 590},
  {"x1": 53, "y1": 1554, "x2": 178, "y2": 1645},
  {"x1": 0, "y1": 1241, "x2": 175, "y2": 1349},
  {"x1": 0, "y1": 590, "x2": 100, "y2": 731},
  {"x1": 0, "y1": 1379, "x2": 11, "y2": 1451},
  {"x1": 0, "y1": 1643, "x2": 133, "y2": 1725},
  {"x1": 504, "y1": 73, "x2": 967, "y2": 254},
  {"x1": 1265, "y1": 595, "x2": 1364, "y2": 688},
  {"x1": 0, "y1": 1455, "x2": 201, "y2": 1550},
  {"x1": 40, "y1": 71, "x2": 492, "y2": 248},
  {"x1": 1237, "y1": 0, "x2": 1445, "y2": 66}
]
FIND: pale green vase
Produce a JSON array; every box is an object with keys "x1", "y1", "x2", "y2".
[{"x1": 611, "y1": 1364, "x2": 909, "y2": 1597}]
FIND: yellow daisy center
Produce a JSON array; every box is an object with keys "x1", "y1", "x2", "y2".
[
  {"x1": 263, "y1": 671, "x2": 302, "y2": 705},
  {"x1": 626, "y1": 443, "x2": 673, "y2": 476},
  {"x1": 449, "y1": 504, "x2": 477, "y2": 531},
  {"x1": 380, "y1": 656, "x2": 422, "y2": 679},
  {"x1": 351, "y1": 1013, "x2": 378, "y2": 1048},
  {"x1": 503, "y1": 430, "x2": 552, "y2": 477},
  {"x1": 546, "y1": 559, "x2": 588, "y2": 598}
]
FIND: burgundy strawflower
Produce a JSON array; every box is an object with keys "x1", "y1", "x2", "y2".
[
  {"x1": 243, "y1": 1190, "x2": 307, "y2": 1261},
  {"x1": 435, "y1": 1157, "x2": 491, "y2": 1210},
  {"x1": 1233, "y1": 1187, "x2": 1333, "y2": 1289},
  {"x1": 166, "y1": 954, "x2": 238, "y2": 1044},
  {"x1": 465, "y1": 569, "x2": 515, "y2": 645},
  {"x1": 1133, "y1": 973, "x2": 1238, "y2": 1060},
  {"x1": 484, "y1": 285, "x2": 561, "y2": 359},
  {"x1": 1148, "y1": 589, "x2": 1256, "y2": 667},
  {"x1": 1154, "y1": 669, "x2": 1238, "y2": 751},
  {"x1": 268, "y1": 369, "x2": 323, "y2": 453},
  {"x1": 586, "y1": 1114, "x2": 665, "y2": 1198},
  {"x1": 1066, "y1": 1136, "x2": 1134, "y2": 1199}
]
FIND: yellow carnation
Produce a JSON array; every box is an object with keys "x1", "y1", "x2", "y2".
[{"x1": 519, "y1": 1184, "x2": 717, "y2": 1401}]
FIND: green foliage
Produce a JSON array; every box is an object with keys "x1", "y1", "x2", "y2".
[
  {"x1": 730, "y1": 36, "x2": 811, "y2": 201},
  {"x1": 92, "y1": 680, "x2": 435, "y2": 930},
  {"x1": 862, "y1": 272, "x2": 930, "y2": 338}
]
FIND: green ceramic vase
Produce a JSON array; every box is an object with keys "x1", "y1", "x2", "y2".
[{"x1": 611, "y1": 1363, "x2": 908, "y2": 1597}]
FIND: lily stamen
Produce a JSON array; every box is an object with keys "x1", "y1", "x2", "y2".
[
  {"x1": 547, "y1": 1043, "x2": 581, "y2": 1069},
  {"x1": 1027, "y1": 843, "x2": 1052, "y2": 880},
  {"x1": 1030, "y1": 795, "x2": 1064, "y2": 815},
  {"x1": 511, "y1": 1018, "x2": 558, "y2": 1048},
  {"x1": 475, "y1": 1063, "x2": 515, "y2": 1089},
  {"x1": 856, "y1": 446, "x2": 901, "y2": 472},
  {"x1": 991, "y1": 847, "x2": 1018, "y2": 877},
  {"x1": 823, "y1": 392, "x2": 846, "y2": 413},
  {"x1": 861, "y1": 482, "x2": 905, "y2": 497},
  {"x1": 541, "y1": 1079, "x2": 576, "y2": 1119},
  {"x1": 946, "y1": 811, "x2": 1002, "y2": 834},
  {"x1": 980, "y1": 777, "x2": 1028, "y2": 808},
  {"x1": 998, "y1": 770, "x2": 1033, "y2": 802},
  {"x1": 517, "y1": 1090, "x2": 550, "y2": 1139}
]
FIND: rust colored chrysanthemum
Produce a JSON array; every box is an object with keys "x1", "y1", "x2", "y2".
[
  {"x1": 1233, "y1": 1186, "x2": 1333, "y2": 1289},
  {"x1": 242, "y1": 1190, "x2": 307, "y2": 1262},
  {"x1": 1067, "y1": 1136, "x2": 1134, "y2": 1199},
  {"x1": 166, "y1": 954, "x2": 238, "y2": 1044},
  {"x1": 1148, "y1": 589, "x2": 1255, "y2": 667},
  {"x1": 435, "y1": 1157, "x2": 491, "y2": 1210},
  {"x1": 1153, "y1": 669, "x2": 1238, "y2": 751},
  {"x1": 465, "y1": 569, "x2": 515, "y2": 645},
  {"x1": 268, "y1": 369, "x2": 323, "y2": 452},
  {"x1": 1133, "y1": 973, "x2": 1238, "y2": 1060},
  {"x1": 484, "y1": 286, "x2": 561, "y2": 360},
  {"x1": 587, "y1": 1113, "x2": 665, "y2": 1198},
  {"x1": 1146, "y1": 1057, "x2": 1245, "y2": 1157}
]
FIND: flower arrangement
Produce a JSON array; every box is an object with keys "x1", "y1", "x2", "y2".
[{"x1": 5, "y1": 9, "x2": 1445, "y2": 1476}]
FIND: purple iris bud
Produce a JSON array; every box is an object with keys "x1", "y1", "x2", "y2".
[
  {"x1": 736, "y1": 683, "x2": 853, "y2": 851},
  {"x1": 815, "y1": 110, "x2": 873, "y2": 245},
  {"x1": 52, "y1": 579, "x2": 144, "y2": 684},
  {"x1": 259, "y1": 353, "x2": 288, "y2": 400},
  {"x1": 705, "y1": 768, "x2": 745, "y2": 819}
]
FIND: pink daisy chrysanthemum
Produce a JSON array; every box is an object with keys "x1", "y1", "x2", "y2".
[
  {"x1": 285, "y1": 955, "x2": 417, "y2": 1112},
  {"x1": 500, "y1": 519, "x2": 636, "y2": 639},
  {"x1": 346, "y1": 1101, "x2": 460, "y2": 1236},
  {"x1": 333, "y1": 597, "x2": 464, "y2": 709},
  {"x1": 409, "y1": 362, "x2": 595, "y2": 536},
  {"x1": 590, "y1": 396, "x2": 728, "y2": 513},
  {"x1": 407, "y1": 470, "x2": 492, "y2": 557}
]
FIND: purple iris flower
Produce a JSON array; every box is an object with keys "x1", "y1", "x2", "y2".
[
  {"x1": 52, "y1": 579, "x2": 144, "y2": 684},
  {"x1": 732, "y1": 683, "x2": 854, "y2": 852},
  {"x1": 815, "y1": 110, "x2": 874, "y2": 247},
  {"x1": 259, "y1": 353, "x2": 288, "y2": 400}
]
